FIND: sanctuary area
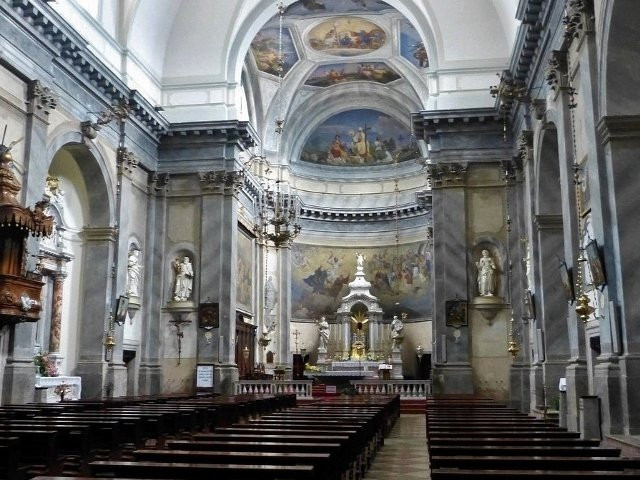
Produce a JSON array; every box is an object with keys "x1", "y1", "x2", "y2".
[{"x1": 1, "y1": 2, "x2": 640, "y2": 476}]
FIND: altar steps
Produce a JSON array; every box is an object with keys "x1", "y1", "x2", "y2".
[{"x1": 400, "y1": 399, "x2": 426, "y2": 414}]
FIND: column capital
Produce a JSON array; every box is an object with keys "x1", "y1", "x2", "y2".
[
  {"x1": 199, "y1": 170, "x2": 245, "y2": 195},
  {"x1": 545, "y1": 50, "x2": 569, "y2": 92},
  {"x1": 426, "y1": 162, "x2": 467, "y2": 189},
  {"x1": 563, "y1": 0, "x2": 595, "y2": 43},
  {"x1": 117, "y1": 147, "x2": 139, "y2": 175},
  {"x1": 27, "y1": 80, "x2": 57, "y2": 118}
]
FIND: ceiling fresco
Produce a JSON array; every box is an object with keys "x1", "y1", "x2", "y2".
[
  {"x1": 304, "y1": 62, "x2": 400, "y2": 87},
  {"x1": 285, "y1": 0, "x2": 393, "y2": 16},
  {"x1": 399, "y1": 19, "x2": 428, "y2": 68},
  {"x1": 299, "y1": 108, "x2": 419, "y2": 166},
  {"x1": 249, "y1": 27, "x2": 299, "y2": 76},
  {"x1": 307, "y1": 17, "x2": 386, "y2": 56}
]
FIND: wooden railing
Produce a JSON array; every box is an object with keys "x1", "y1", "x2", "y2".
[
  {"x1": 234, "y1": 380, "x2": 313, "y2": 399},
  {"x1": 349, "y1": 380, "x2": 432, "y2": 398}
]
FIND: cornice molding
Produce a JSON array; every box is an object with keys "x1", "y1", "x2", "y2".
[
  {"x1": 412, "y1": 108, "x2": 502, "y2": 141},
  {"x1": 597, "y1": 115, "x2": 640, "y2": 144},
  {"x1": 300, "y1": 198, "x2": 432, "y2": 223},
  {"x1": 2, "y1": 0, "x2": 168, "y2": 139},
  {"x1": 163, "y1": 121, "x2": 258, "y2": 150}
]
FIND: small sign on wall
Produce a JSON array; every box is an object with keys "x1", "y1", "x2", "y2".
[{"x1": 196, "y1": 364, "x2": 214, "y2": 389}]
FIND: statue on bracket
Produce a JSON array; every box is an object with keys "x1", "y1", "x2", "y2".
[
  {"x1": 476, "y1": 249, "x2": 497, "y2": 296},
  {"x1": 390, "y1": 314, "x2": 404, "y2": 346},
  {"x1": 126, "y1": 247, "x2": 142, "y2": 298},
  {"x1": 172, "y1": 256, "x2": 194, "y2": 302},
  {"x1": 317, "y1": 316, "x2": 330, "y2": 350}
]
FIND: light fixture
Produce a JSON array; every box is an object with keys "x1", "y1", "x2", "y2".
[
  {"x1": 256, "y1": 0, "x2": 301, "y2": 249},
  {"x1": 243, "y1": 345, "x2": 250, "y2": 360}
]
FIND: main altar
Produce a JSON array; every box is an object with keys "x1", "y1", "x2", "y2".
[{"x1": 314, "y1": 253, "x2": 403, "y2": 380}]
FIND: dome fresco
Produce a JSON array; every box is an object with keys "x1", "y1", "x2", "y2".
[
  {"x1": 304, "y1": 62, "x2": 400, "y2": 87},
  {"x1": 299, "y1": 108, "x2": 419, "y2": 166},
  {"x1": 285, "y1": 0, "x2": 393, "y2": 16},
  {"x1": 400, "y1": 19, "x2": 428, "y2": 68},
  {"x1": 306, "y1": 17, "x2": 386, "y2": 57},
  {"x1": 249, "y1": 27, "x2": 299, "y2": 76}
]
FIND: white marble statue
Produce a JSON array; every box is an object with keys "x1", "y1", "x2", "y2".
[
  {"x1": 265, "y1": 275, "x2": 277, "y2": 313},
  {"x1": 126, "y1": 248, "x2": 142, "y2": 298},
  {"x1": 476, "y1": 249, "x2": 497, "y2": 296},
  {"x1": 391, "y1": 315, "x2": 404, "y2": 343},
  {"x1": 317, "y1": 316, "x2": 330, "y2": 350},
  {"x1": 173, "y1": 256, "x2": 194, "y2": 301},
  {"x1": 356, "y1": 252, "x2": 365, "y2": 270}
]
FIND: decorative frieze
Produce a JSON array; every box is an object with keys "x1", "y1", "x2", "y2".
[
  {"x1": 199, "y1": 170, "x2": 245, "y2": 195},
  {"x1": 117, "y1": 147, "x2": 138, "y2": 174},
  {"x1": 517, "y1": 130, "x2": 534, "y2": 163},
  {"x1": 563, "y1": 0, "x2": 595, "y2": 41},
  {"x1": 545, "y1": 50, "x2": 569, "y2": 91},
  {"x1": 27, "y1": 80, "x2": 57, "y2": 116},
  {"x1": 529, "y1": 99, "x2": 547, "y2": 121},
  {"x1": 426, "y1": 163, "x2": 467, "y2": 188}
]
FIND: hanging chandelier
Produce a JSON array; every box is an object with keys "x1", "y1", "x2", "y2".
[{"x1": 257, "y1": 0, "x2": 301, "y2": 249}]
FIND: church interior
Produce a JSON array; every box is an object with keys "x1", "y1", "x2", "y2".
[{"x1": 1, "y1": 0, "x2": 640, "y2": 478}]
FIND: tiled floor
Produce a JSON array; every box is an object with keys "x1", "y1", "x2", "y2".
[{"x1": 365, "y1": 414, "x2": 429, "y2": 480}]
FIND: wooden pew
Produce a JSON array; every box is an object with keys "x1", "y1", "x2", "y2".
[
  {"x1": 89, "y1": 460, "x2": 316, "y2": 479},
  {"x1": 431, "y1": 468, "x2": 640, "y2": 479}
]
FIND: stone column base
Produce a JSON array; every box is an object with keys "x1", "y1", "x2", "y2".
[
  {"x1": 106, "y1": 363, "x2": 128, "y2": 397},
  {"x1": 138, "y1": 363, "x2": 163, "y2": 396},
  {"x1": 594, "y1": 357, "x2": 623, "y2": 435},
  {"x1": 75, "y1": 360, "x2": 107, "y2": 399},
  {"x1": 565, "y1": 361, "x2": 589, "y2": 432},
  {"x1": 619, "y1": 354, "x2": 640, "y2": 435},
  {"x1": 508, "y1": 362, "x2": 531, "y2": 412},
  {"x1": 432, "y1": 364, "x2": 473, "y2": 394},
  {"x1": 2, "y1": 360, "x2": 37, "y2": 404},
  {"x1": 215, "y1": 363, "x2": 239, "y2": 395}
]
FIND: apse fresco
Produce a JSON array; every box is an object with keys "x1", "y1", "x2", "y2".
[
  {"x1": 299, "y1": 108, "x2": 419, "y2": 166},
  {"x1": 305, "y1": 62, "x2": 400, "y2": 87},
  {"x1": 400, "y1": 19, "x2": 428, "y2": 68},
  {"x1": 250, "y1": 27, "x2": 299, "y2": 76},
  {"x1": 286, "y1": 0, "x2": 392, "y2": 16},
  {"x1": 291, "y1": 242, "x2": 433, "y2": 320},
  {"x1": 236, "y1": 231, "x2": 253, "y2": 311},
  {"x1": 307, "y1": 17, "x2": 386, "y2": 56}
]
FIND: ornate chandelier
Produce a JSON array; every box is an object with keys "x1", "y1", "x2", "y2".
[{"x1": 257, "y1": 0, "x2": 301, "y2": 249}]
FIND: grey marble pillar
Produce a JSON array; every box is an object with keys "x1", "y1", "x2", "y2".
[
  {"x1": 598, "y1": 115, "x2": 640, "y2": 434},
  {"x1": 277, "y1": 246, "x2": 292, "y2": 366},
  {"x1": 432, "y1": 182, "x2": 472, "y2": 393},
  {"x1": 75, "y1": 227, "x2": 117, "y2": 399},
  {"x1": 139, "y1": 174, "x2": 168, "y2": 395},
  {"x1": 199, "y1": 181, "x2": 239, "y2": 393},
  {"x1": 2, "y1": 80, "x2": 56, "y2": 404}
]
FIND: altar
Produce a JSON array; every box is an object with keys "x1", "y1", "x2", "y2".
[{"x1": 35, "y1": 375, "x2": 82, "y2": 402}]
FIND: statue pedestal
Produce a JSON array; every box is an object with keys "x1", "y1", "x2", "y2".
[
  {"x1": 391, "y1": 347, "x2": 403, "y2": 379},
  {"x1": 472, "y1": 295, "x2": 504, "y2": 322},
  {"x1": 317, "y1": 349, "x2": 328, "y2": 371}
]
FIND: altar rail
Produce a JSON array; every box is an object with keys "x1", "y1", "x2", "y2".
[
  {"x1": 349, "y1": 380, "x2": 432, "y2": 398},
  {"x1": 234, "y1": 380, "x2": 313, "y2": 399}
]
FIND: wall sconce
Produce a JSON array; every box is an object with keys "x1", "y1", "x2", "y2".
[{"x1": 416, "y1": 345, "x2": 424, "y2": 361}]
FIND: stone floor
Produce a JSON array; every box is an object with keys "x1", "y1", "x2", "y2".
[{"x1": 365, "y1": 415, "x2": 429, "y2": 480}]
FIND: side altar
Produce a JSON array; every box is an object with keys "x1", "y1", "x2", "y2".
[{"x1": 314, "y1": 253, "x2": 403, "y2": 380}]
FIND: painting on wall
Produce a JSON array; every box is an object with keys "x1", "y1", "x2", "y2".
[
  {"x1": 400, "y1": 19, "x2": 428, "y2": 68},
  {"x1": 299, "y1": 108, "x2": 419, "y2": 166},
  {"x1": 249, "y1": 27, "x2": 299, "y2": 76},
  {"x1": 305, "y1": 62, "x2": 400, "y2": 87},
  {"x1": 286, "y1": 0, "x2": 392, "y2": 16},
  {"x1": 307, "y1": 17, "x2": 386, "y2": 56},
  {"x1": 236, "y1": 230, "x2": 253, "y2": 311},
  {"x1": 291, "y1": 242, "x2": 433, "y2": 320}
]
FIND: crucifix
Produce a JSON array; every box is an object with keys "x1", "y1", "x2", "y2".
[{"x1": 292, "y1": 329, "x2": 301, "y2": 353}]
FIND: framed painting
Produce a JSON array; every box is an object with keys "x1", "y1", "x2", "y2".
[
  {"x1": 559, "y1": 261, "x2": 575, "y2": 303},
  {"x1": 445, "y1": 300, "x2": 467, "y2": 327},
  {"x1": 585, "y1": 239, "x2": 606, "y2": 288},
  {"x1": 199, "y1": 302, "x2": 219, "y2": 329}
]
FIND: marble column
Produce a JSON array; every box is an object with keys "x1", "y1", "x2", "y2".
[
  {"x1": 598, "y1": 115, "x2": 640, "y2": 434},
  {"x1": 2, "y1": 80, "x2": 57, "y2": 404},
  {"x1": 48, "y1": 273, "x2": 66, "y2": 353},
  {"x1": 277, "y1": 246, "x2": 292, "y2": 365},
  {"x1": 198, "y1": 172, "x2": 241, "y2": 393},
  {"x1": 138, "y1": 173, "x2": 168, "y2": 395}
]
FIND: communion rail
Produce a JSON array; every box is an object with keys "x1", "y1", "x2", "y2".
[
  {"x1": 349, "y1": 379, "x2": 432, "y2": 398},
  {"x1": 234, "y1": 380, "x2": 313, "y2": 399}
]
